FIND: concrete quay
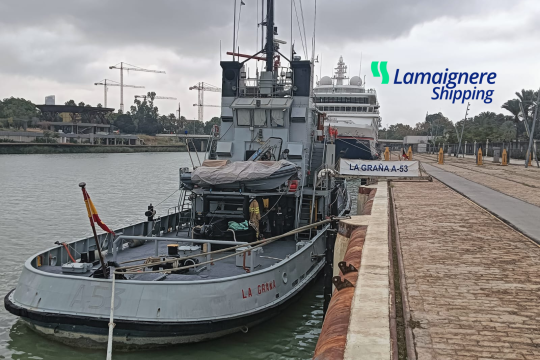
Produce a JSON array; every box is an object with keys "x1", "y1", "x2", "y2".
[
  {"x1": 314, "y1": 157, "x2": 540, "y2": 360},
  {"x1": 314, "y1": 181, "x2": 392, "y2": 360},
  {"x1": 393, "y1": 175, "x2": 540, "y2": 359}
]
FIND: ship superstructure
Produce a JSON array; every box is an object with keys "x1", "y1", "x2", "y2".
[{"x1": 314, "y1": 56, "x2": 380, "y2": 159}]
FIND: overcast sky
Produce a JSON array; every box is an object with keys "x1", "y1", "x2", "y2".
[{"x1": 1, "y1": 0, "x2": 539, "y2": 126}]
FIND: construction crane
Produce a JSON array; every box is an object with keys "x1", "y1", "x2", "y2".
[
  {"x1": 189, "y1": 82, "x2": 221, "y2": 122},
  {"x1": 109, "y1": 62, "x2": 166, "y2": 112},
  {"x1": 94, "y1": 79, "x2": 144, "y2": 108},
  {"x1": 135, "y1": 95, "x2": 177, "y2": 100},
  {"x1": 193, "y1": 104, "x2": 221, "y2": 108}
]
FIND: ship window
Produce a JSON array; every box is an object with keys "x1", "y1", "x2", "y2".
[
  {"x1": 363, "y1": 107, "x2": 367, "y2": 112},
  {"x1": 271, "y1": 109, "x2": 285, "y2": 127},
  {"x1": 237, "y1": 109, "x2": 251, "y2": 126},
  {"x1": 329, "y1": 107, "x2": 334, "y2": 111},
  {"x1": 345, "y1": 97, "x2": 350, "y2": 103},
  {"x1": 346, "y1": 107, "x2": 351, "y2": 111},
  {"x1": 340, "y1": 107, "x2": 345, "y2": 111},
  {"x1": 222, "y1": 116, "x2": 233, "y2": 122},
  {"x1": 254, "y1": 109, "x2": 266, "y2": 127}
]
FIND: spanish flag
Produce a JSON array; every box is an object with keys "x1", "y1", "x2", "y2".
[{"x1": 82, "y1": 187, "x2": 115, "y2": 235}]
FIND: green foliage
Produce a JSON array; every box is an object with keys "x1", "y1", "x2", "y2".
[
  {"x1": 204, "y1": 117, "x2": 221, "y2": 135},
  {"x1": 129, "y1": 92, "x2": 163, "y2": 135},
  {"x1": 380, "y1": 88, "x2": 540, "y2": 144},
  {"x1": 0, "y1": 138, "x2": 15, "y2": 143},
  {"x1": 32, "y1": 131, "x2": 59, "y2": 143},
  {"x1": 0, "y1": 97, "x2": 39, "y2": 119},
  {"x1": 184, "y1": 120, "x2": 205, "y2": 135},
  {"x1": 114, "y1": 114, "x2": 137, "y2": 134},
  {"x1": 65, "y1": 100, "x2": 77, "y2": 106}
]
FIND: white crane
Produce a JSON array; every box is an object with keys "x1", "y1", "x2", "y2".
[
  {"x1": 189, "y1": 82, "x2": 221, "y2": 122},
  {"x1": 135, "y1": 95, "x2": 177, "y2": 100},
  {"x1": 109, "y1": 62, "x2": 166, "y2": 112},
  {"x1": 193, "y1": 104, "x2": 221, "y2": 108},
  {"x1": 94, "y1": 79, "x2": 144, "y2": 108}
]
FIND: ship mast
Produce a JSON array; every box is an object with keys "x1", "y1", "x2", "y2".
[
  {"x1": 265, "y1": 0, "x2": 275, "y2": 72},
  {"x1": 334, "y1": 56, "x2": 348, "y2": 85}
]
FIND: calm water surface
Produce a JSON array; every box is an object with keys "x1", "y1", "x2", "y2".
[{"x1": 0, "y1": 153, "x2": 324, "y2": 360}]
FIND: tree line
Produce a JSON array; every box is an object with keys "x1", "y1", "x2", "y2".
[
  {"x1": 379, "y1": 89, "x2": 540, "y2": 144},
  {"x1": 0, "y1": 94, "x2": 220, "y2": 136}
]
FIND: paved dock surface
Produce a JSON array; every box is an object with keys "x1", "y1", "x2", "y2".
[
  {"x1": 421, "y1": 162, "x2": 540, "y2": 244},
  {"x1": 417, "y1": 154, "x2": 540, "y2": 207},
  {"x1": 393, "y1": 180, "x2": 540, "y2": 359}
]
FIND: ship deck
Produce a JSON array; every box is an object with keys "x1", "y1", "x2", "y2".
[{"x1": 37, "y1": 228, "x2": 297, "y2": 282}]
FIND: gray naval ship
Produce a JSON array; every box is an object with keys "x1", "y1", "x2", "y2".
[{"x1": 5, "y1": 1, "x2": 350, "y2": 349}]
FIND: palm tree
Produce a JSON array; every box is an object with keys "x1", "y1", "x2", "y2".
[
  {"x1": 502, "y1": 99, "x2": 521, "y2": 143},
  {"x1": 515, "y1": 89, "x2": 534, "y2": 118}
]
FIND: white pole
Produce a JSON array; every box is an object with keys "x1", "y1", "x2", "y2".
[
  {"x1": 106, "y1": 276, "x2": 117, "y2": 360},
  {"x1": 120, "y1": 62, "x2": 124, "y2": 112},
  {"x1": 104, "y1": 79, "x2": 107, "y2": 108}
]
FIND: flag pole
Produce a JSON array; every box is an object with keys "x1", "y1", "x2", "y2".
[{"x1": 79, "y1": 182, "x2": 108, "y2": 278}]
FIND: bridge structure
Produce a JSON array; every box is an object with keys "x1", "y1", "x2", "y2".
[{"x1": 155, "y1": 134, "x2": 211, "y2": 152}]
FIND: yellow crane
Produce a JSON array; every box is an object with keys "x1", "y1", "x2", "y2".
[{"x1": 109, "y1": 62, "x2": 166, "y2": 112}]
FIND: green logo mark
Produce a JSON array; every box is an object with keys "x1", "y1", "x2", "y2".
[{"x1": 371, "y1": 61, "x2": 389, "y2": 84}]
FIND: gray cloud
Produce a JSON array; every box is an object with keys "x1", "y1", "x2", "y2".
[{"x1": 0, "y1": 0, "x2": 535, "y2": 121}]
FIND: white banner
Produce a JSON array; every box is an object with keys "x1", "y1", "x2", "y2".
[{"x1": 339, "y1": 159, "x2": 420, "y2": 177}]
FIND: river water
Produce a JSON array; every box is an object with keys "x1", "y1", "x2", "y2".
[{"x1": 0, "y1": 153, "x2": 324, "y2": 360}]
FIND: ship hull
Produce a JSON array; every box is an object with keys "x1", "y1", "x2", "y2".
[
  {"x1": 6, "y1": 267, "x2": 320, "y2": 349},
  {"x1": 4, "y1": 227, "x2": 327, "y2": 349}
]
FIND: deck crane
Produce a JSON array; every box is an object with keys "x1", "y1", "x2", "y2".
[
  {"x1": 189, "y1": 82, "x2": 221, "y2": 122},
  {"x1": 94, "y1": 79, "x2": 144, "y2": 108},
  {"x1": 109, "y1": 62, "x2": 166, "y2": 112}
]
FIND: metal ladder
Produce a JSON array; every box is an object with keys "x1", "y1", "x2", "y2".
[
  {"x1": 205, "y1": 125, "x2": 220, "y2": 160},
  {"x1": 186, "y1": 138, "x2": 201, "y2": 167},
  {"x1": 176, "y1": 187, "x2": 194, "y2": 236}
]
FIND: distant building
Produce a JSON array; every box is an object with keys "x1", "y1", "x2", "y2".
[
  {"x1": 45, "y1": 95, "x2": 55, "y2": 105},
  {"x1": 403, "y1": 136, "x2": 434, "y2": 145}
]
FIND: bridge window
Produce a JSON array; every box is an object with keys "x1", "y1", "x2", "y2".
[
  {"x1": 237, "y1": 109, "x2": 251, "y2": 126},
  {"x1": 271, "y1": 109, "x2": 285, "y2": 127},
  {"x1": 254, "y1": 109, "x2": 267, "y2": 127}
]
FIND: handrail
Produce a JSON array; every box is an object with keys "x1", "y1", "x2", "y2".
[
  {"x1": 114, "y1": 218, "x2": 344, "y2": 274},
  {"x1": 112, "y1": 235, "x2": 247, "y2": 262}
]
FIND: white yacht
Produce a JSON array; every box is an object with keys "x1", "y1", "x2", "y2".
[{"x1": 314, "y1": 56, "x2": 380, "y2": 160}]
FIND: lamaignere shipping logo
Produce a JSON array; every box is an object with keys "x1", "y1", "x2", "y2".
[{"x1": 371, "y1": 61, "x2": 496, "y2": 104}]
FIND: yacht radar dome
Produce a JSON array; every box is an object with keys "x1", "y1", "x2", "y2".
[
  {"x1": 320, "y1": 76, "x2": 332, "y2": 85},
  {"x1": 349, "y1": 76, "x2": 362, "y2": 86}
]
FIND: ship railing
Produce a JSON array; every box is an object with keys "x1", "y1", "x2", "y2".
[
  {"x1": 112, "y1": 217, "x2": 339, "y2": 276},
  {"x1": 31, "y1": 211, "x2": 186, "y2": 269},
  {"x1": 111, "y1": 236, "x2": 248, "y2": 265}
]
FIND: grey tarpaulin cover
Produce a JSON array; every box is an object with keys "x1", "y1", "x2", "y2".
[{"x1": 191, "y1": 160, "x2": 295, "y2": 186}]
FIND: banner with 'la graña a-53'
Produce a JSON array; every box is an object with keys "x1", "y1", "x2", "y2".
[{"x1": 339, "y1": 159, "x2": 420, "y2": 177}]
